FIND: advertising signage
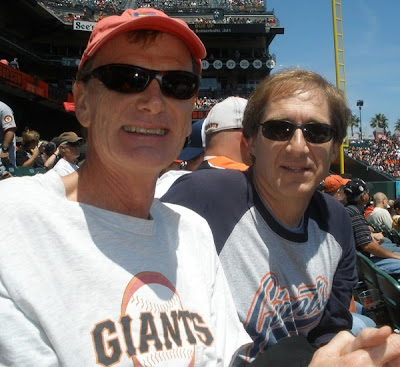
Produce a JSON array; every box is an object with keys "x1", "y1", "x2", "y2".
[{"x1": 189, "y1": 23, "x2": 266, "y2": 34}]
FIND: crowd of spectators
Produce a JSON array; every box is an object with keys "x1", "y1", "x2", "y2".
[
  {"x1": 6, "y1": 129, "x2": 86, "y2": 175},
  {"x1": 194, "y1": 97, "x2": 224, "y2": 109},
  {"x1": 39, "y1": 0, "x2": 127, "y2": 22},
  {"x1": 345, "y1": 140, "x2": 400, "y2": 178},
  {"x1": 38, "y1": 0, "x2": 270, "y2": 23}
]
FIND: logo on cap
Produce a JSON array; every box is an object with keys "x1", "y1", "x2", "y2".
[{"x1": 133, "y1": 11, "x2": 157, "y2": 18}]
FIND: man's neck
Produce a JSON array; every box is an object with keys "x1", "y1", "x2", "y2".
[
  {"x1": 61, "y1": 161, "x2": 157, "y2": 219},
  {"x1": 252, "y1": 176, "x2": 310, "y2": 229}
]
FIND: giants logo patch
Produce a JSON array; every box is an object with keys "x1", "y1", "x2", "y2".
[
  {"x1": 91, "y1": 272, "x2": 213, "y2": 366},
  {"x1": 242, "y1": 272, "x2": 328, "y2": 362},
  {"x1": 3, "y1": 115, "x2": 12, "y2": 123}
]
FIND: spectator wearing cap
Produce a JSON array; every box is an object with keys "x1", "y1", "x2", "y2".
[
  {"x1": 345, "y1": 178, "x2": 400, "y2": 275},
  {"x1": 198, "y1": 96, "x2": 251, "y2": 171},
  {"x1": 180, "y1": 118, "x2": 205, "y2": 171},
  {"x1": 322, "y1": 174, "x2": 376, "y2": 335},
  {"x1": 367, "y1": 192, "x2": 393, "y2": 230},
  {"x1": 51, "y1": 132, "x2": 83, "y2": 176},
  {"x1": 155, "y1": 118, "x2": 205, "y2": 198},
  {"x1": 322, "y1": 174, "x2": 349, "y2": 203}
]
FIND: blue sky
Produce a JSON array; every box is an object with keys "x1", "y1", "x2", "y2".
[{"x1": 267, "y1": 0, "x2": 400, "y2": 138}]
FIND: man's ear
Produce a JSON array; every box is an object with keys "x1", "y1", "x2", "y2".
[
  {"x1": 240, "y1": 134, "x2": 253, "y2": 166},
  {"x1": 73, "y1": 81, "x2": 91, "y2": 128},
  {"x1": 247, "y1": 135, "x2": 257, "y2": 157}
]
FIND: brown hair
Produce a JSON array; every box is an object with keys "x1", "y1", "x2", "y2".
[
  {"x1": 22, "y1": 129, "x2": 40, "y2": 146},
  {"x1": 242, "y1": 68, "x2": 350, "y2": 144}
]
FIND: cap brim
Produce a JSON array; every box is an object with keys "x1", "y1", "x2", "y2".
[
  {"x1": 178, "y1": 146, "x2": 204, "y2": 161},
  {"x1": 60, "y1": 137, "x2": 83, "y2": 145}
]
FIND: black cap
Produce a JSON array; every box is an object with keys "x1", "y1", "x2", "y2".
[{"x1": 345, "y1": 178, "x2": 372, "y2": 200}]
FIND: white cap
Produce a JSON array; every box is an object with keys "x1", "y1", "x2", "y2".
[{"x1": 203, "y1": 96, "x2": 248, "y2": 136}]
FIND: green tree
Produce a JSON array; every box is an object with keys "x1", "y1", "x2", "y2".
[
  {"x1": 370, "y1": 113, "x2": 389, "y2": 134},
  {"x1": 349, "y1": 113, "x2": 360, "y2": 137},
  {"x1": 395, "y1": 118, "x2": 400, "y2": 133}
]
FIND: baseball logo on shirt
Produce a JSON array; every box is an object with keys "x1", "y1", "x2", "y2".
[
  {"x1": 122, "y1": 272, "x2": 196, "y2": 366},
  {"x1": 91, "y1": 272, "x2": 213, "y2": 366}
]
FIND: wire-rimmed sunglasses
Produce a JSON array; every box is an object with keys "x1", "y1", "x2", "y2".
[
  {"x1": 259, "y1": 119, "x2": 336, "y2": 144},
  {"x1": 82, "y1": 64, "x2": 200, "y2": 100}
]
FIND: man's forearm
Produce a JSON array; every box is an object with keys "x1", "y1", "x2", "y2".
[
  {"x1": 362, "y1": 240, "x2": 400, "y2": 259},
  {"x1": 2, "y1": 128, "x2": 15, "y2": 148}
]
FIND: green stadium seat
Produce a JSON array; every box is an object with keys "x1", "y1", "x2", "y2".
[
  {"x1": 375, "y1": 267, "x2": 400, "y2": 331},
  {"x1": 356, "y1": 251, "x2": 380, "y2": 290},
  {"x1": 8, "y1": 167, "x2": 46, "y2": 177}
]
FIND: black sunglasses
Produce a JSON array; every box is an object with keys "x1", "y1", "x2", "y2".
[
  {"x1": 259, "y1": 120, "x2": 336, "y2": 144},
  {"x1": 83, "y1": 64, "x2": 200, "y2": 100}
]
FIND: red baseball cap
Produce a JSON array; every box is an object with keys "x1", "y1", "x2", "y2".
[
  {"x1": 79, "y1": 8, "x2": 206, "y2": 70},
  {"x1": 323, "y1": 175, "x2": 350, "y2": 193}
]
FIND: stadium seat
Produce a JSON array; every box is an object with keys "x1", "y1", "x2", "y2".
[
  {"x1": 375, "y1": 267, "x2": 400, "y2": 331},
  {"x1": 390, "y1": 228, "x2": 400, "y2": 246},
  {"x1": 8, "y1": 166, "x2": 46, "y2": 177},
  {"x1": 356, "y1": 252, "x2": 393, "y2": 326},
  {"x1": 356, "y1": 251, "x2": 380, "y2": 291},
  {"x1": 367, "y1": 221, "x2": 381, "y2": 233}
]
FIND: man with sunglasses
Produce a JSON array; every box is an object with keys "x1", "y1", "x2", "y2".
[
  {"x1": 163, "y1": 69, "x2": 400, "y2": 366},
  {"x1": 51, "y1": 131, "x2": 83, "y2": 176},
  {"x1": 0, "y1": 8, "x2": 252, "y2": 366}
]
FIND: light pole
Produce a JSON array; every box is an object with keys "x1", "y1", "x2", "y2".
[{"x1": 357, "y1": 100, "x2": 364, "y2": 140}]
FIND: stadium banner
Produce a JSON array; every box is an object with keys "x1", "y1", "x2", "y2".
[
  {"x1": 0, "y1": 63, "x2": 47, "y2": 98},
  {"x1": 0, "y1": 63, "x2": 23, "y2": 88},
  {"x1": 189, "y1": 23, "x2": 266, "y2": 34},
  {"x1": 73, "y1": 20, "x2": 96, "y2": 32},
  {"x1": 0, "y1": 62, "x2": 73, "y2": 104}
]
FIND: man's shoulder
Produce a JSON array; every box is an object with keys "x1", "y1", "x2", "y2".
[
  {"x1": 0, "y1": 171, "x2": 58, "y2": 200},
  {"x1": 371, "y1": 207, "x2": 390, "y2": 216},
  {"x1": 164, "y1": 168, "x2": 246, "y2": 197},
  {"x1": 310, "y1": 191, "x2": 352, "y2": 230},
  {"x1": 345, "y1": 204, "x2": 362, "y2": 216},
  {"x1": 162, "y1": 168, "x2": 251, "y2": 224},
  {"x1": 311, "y1": 190, "x2": 347, "y2": 215}
]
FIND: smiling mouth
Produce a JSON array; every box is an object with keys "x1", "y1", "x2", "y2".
[
  {"x1": 282, "y1": 165, "x2": 309, "y2": 173},
  {"x1": 122, "y1": 126, "x2": 166, "y2": 136}
]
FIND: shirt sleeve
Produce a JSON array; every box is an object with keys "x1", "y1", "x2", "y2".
[
  {"x1": 346, "y1": 206, "x2": 373, "y2": 248},
  {"x1": 0, "y1": 279, "x2": 60, "y2": 366},
  {"x1": 1, "y1": 105, "x2": 16, "y2": 131},
  {"x1": 308, "y1": 210, "x2": 357, "y2": 347}
]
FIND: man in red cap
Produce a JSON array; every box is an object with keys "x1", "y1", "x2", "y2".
[
  {"x1": 0, "y1": 9, "x2": 251, "y2": 366},
  {"x1": 1, "y1": 8, "x2": 399, "y2": 367},
  {"x1": 323, "y1": 174, "x2": 349, "y2": 203}
]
